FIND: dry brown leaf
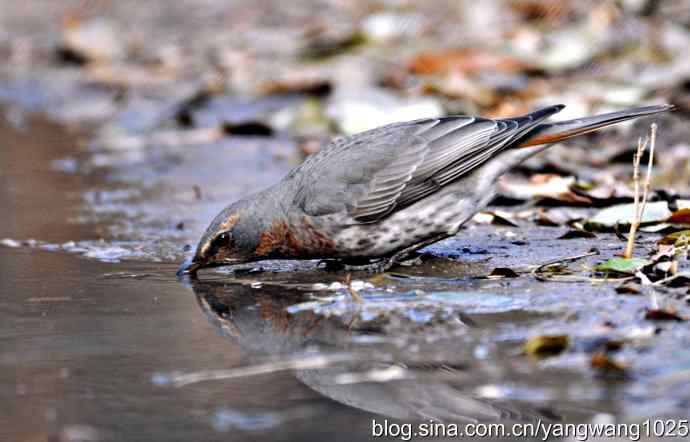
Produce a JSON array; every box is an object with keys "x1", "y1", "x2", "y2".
[
  {"x1": 485, "y1": 101, "x2": 531, "y2": 119},
  {"x1": 260, "y1": 79, "x2": 331, "y2": 97},
  {"x1": 590, "y1": 353, "x2": 628, "y2": 373},
  {"x1": 511, "y1": 0, "x2": 572, "y2": 25},
  {"x1": 472, "y1": 211, "x2": 518, "y2": 227},
  {"x1": 557, "y1": 229, "x2": 597, "y2": 239},
  {"x1": 615, "y1": 283, "x2": 641, "y2": 295},
  {"x1": 487, "y1": 267, "x2": 520, "y2": 278},
  {"x1": 408, "y1": 49, "x2": 526, "y2": 76},
  {"x1": 500, "y1": 174, "x2": 591, "y2": 204},
  {"x1": 645, "y1": 308, "x2": 687, "y2": 322},
  {"x1": 659, "y1": 230, "x2": 690, "y2": 246},
  {"x1": 668, "y1": 208, "x2": 690, "y2": 224},
  {"x1": 536, "y1": 211, "x2": 561, "y2": 227}
]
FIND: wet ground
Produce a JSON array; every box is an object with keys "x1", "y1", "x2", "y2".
[
  {"x1": 2, "y1": 107, "x2": 690, "y2": 442},
  {"x1": 3, "y1": 1, "x2": 690, "y2": 440}
]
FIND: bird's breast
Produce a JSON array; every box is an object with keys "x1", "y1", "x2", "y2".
[{"x1": 332, "y1": 192, "x2": 483, "y2": 257}]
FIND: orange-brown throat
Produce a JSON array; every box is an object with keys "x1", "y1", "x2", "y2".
[{"x1": 254, "y1": 217, "x2": 335, "y2": 259}]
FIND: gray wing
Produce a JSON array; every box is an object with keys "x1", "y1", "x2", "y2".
[{"x1": 293, "y1": 105, "x2": 564, "y2": 223}]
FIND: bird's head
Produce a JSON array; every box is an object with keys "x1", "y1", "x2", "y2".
[{"x1": 177, "y1": 201, "x2": 257, "y2": 276}]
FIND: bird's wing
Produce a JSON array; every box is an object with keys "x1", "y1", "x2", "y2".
[{"x1": 293, "y1": 105, "x2": 564, "y2": 223}]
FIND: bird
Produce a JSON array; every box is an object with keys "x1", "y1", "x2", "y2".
[{"x1": 177, "y1": 104, "x2": 672, "y2": 276}]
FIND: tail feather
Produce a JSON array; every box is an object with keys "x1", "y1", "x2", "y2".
[{"x1": 517, "y1": 104, "x2": 673, "y2": 148}]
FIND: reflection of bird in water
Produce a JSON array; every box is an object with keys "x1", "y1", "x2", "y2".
[
  {"x1": 189, "y1": 279, "x2": 592, "y2": 424},
  {"x1": 179, "y1": 105, "x2": 672, "y2": 276}
]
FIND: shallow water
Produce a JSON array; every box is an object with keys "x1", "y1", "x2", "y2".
[{"x1": 2, "y1": 110, "x2": 690, "y2": 442}]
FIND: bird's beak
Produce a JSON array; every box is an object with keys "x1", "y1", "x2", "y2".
[{"x1": 176, "y1": 255, "x2": 202, "y2": 278}]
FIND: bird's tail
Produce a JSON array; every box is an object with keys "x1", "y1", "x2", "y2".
[{"x1": 517, "y1": 104, "x2": 673, "y2": 148}]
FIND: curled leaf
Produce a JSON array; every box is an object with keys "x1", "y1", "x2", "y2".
[{"x1": 524, "y1": 335, "x2": 569, "y2": 358}]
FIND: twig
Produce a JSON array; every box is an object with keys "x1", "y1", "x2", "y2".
[
  {"x1": 531, "y1": 249, "x2": 600, "y2": 282},
  {"x1": 652, "y1": 273, "x2": 687, "y2": 287},
  {"x1": 624, "y1": 124, "x2": 657, "y2": 259}
]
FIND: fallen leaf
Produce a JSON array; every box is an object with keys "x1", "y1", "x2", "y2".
[
  {"x1": 301, "y1": 31, "x2": 367, "y2": 60},
  {"x1": 639, "y1": 223, "x2": 673, "y2": 233},
  {"x1": 654, "y1": 272, "x2": 690, "y2": 288},
  {"x1": 260, "y1": 79, "x2": 331, "y2": 97},
  {"x1": 590, "y1": 353, "x2": 628, "y2": 374},
  {"x1": 472, "y1": 211, "x2": 518, "y2": 227},
  {"x1": 654, "y1": 261, "x2": 677, "y2": 275},
  {"x1": 645, "y1": 308, "x2": 687, "y2": 322},
  {"x1": 571, "y1": 182, "x2": 636, "y2": 204},
  {"x1": 59, "y1": 16, "x2": 127, "y2": 64},
  {"x1": 668, "y1": 208, "x2": 690, "y2": 224},
  {"x1": 367, "y1": 273, "x2": 389, "y2": 286},
  {"x1": 221, "y1": 121, "x2": 273, "y2": 136},
  {"x1": 585, "y1": 201, "x2": 672, "y2": 231},
  {"x1": 558, "y1": 229, "x2": 597, "y2": 239},
  {"x1": 511, "y1": 0, "x2": 571, "y2": 25},
  {"x1": 486, "y1": 101, "x2": 531, "y2": 119},
  {"x1": 603, "y1": 339, "x2": 624, "y2": 352},
  {"x1": 595, "y1": 258, "x2": 650, "y2": 275},
  {"x1": 536, "y1": 213, "x2": 560, "y2": 227},
  {"x1": 499, "y1": 174, "x2": 591, "y2": 204},
  {"x1": 658, "y1": 230, "x2": 690, "y2": 246},
  {"x1": 408, "y1": 48, "x2": 526, "y2": 76},
  {"x1": 524, "y1": 335, "x2": 569, "y2": 358},
  {"x1": 535, "y1": 208, "x2": 584, "y2": 227},
  {"x1": 650, "y1": 244, "x2": 676, "y2": 262},
  {"x1": 487, "y1": 267, "x2": 520, "y2": 278},
  {"x1": 615, "y1": 283, "x2": 641, "y2": 295}
]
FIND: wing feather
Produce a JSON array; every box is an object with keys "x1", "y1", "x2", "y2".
[{"x1": 293, "y1": 105, "x2": 565, "y2": 222}]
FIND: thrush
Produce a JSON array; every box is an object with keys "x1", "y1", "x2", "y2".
[{"x1": 178, "y1": 104, "x2": 672, "y2": 276}]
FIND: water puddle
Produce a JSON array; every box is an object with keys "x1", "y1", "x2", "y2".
[{"x1": 2, "y1": 98, "x2": 690, "y2": 441}]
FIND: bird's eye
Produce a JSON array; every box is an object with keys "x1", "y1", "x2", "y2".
[{"x1": 214, "y1": 232, "x2": 231, "y2": 248}]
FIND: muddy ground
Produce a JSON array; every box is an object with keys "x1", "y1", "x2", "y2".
[{"x1": 2, "y1": 1, "x2": 690, "y2": 441}]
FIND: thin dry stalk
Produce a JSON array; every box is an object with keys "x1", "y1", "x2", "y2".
[
  {"x1": 345, "y1": 273, "x2": 363, "y2": 303},
  {"x1": 624, "y1": 124, "x2": 657, "y2": 259}
]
